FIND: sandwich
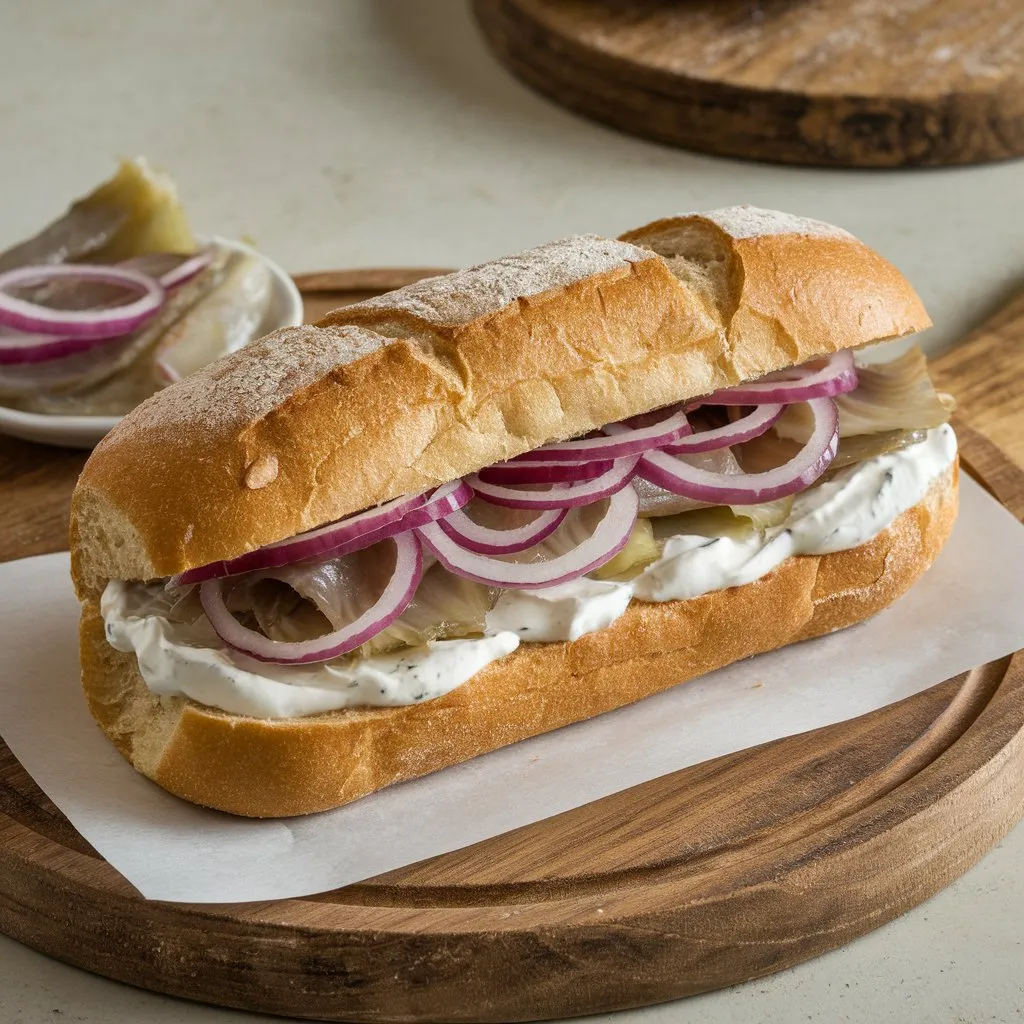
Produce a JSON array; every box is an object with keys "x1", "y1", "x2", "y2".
[{"x1": 70, "y1": 207, "x2": 958, "y2": 818}]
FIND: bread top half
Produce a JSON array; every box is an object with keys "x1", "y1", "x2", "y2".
[{"x1": 70, "y1": 207, "x2": 931, "y2": 596}]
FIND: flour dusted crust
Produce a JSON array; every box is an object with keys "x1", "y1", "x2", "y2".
[
  {"x1": 78, "y1": 463, "x2": 957, "y2": 818},
  {"x1": 694, "y1": 206, "x2": 854, "y2": 240},
  {"x1": 70, "y1": 210, "x2": 929, "y2": 594}
]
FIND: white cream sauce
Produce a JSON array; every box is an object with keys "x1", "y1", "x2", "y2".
[
  {"x1": 103, "y1": 425, "x2": 956, "y2": 719},
  {"x1": 102, "y1": 582, "x2": 520, "y2": 719},
  {"x1": 631, "y1": 424, "x2": 956, "y2": 603},
  {"x1": 488, "y1": 577, "x2": 634, "y2": 643}
]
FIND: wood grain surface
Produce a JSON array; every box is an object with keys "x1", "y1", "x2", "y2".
[
  {"x1": 474, "y1": 0, "x2": 1024, "y2": 167},
  {"x1": 0, "y1": 271, "x2": 1021, "y2": 1022}
]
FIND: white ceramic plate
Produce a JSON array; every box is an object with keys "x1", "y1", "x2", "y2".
[{"x1": 0, "y1": 238, "x2": 303, "y2": 449}]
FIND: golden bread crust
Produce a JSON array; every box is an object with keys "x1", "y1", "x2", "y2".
[{"x1": 70, "y1": 210, "x2": 930, "y2": 595}]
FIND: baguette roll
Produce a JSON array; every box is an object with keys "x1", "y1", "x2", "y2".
[
  {"x1": 70, "y1": 207, "x2": 951, "y2": 818},
  {"x1": 71, "y1": 210, "x2": 928, "y2": 595}
]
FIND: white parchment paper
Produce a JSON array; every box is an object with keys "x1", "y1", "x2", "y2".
[{"x1": 0, "y1": 474, "x2": 1022, "y2": 904}]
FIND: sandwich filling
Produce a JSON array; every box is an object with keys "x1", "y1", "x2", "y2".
[{"x1": 101, "y1": 348, "x2": 956, "y2": 719}]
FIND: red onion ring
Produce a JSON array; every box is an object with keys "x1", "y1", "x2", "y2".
[
  {"x1": 468, "y1": 456, "x2": 639, "y2": 510},
  {"x1": 200, "y1": 532, "x2": 424, "y2": 664},
  {"x1": 510, "y1": 408, "x2": 691, "y2": 463},
  {"x1": 638, "y1": 398, "x2": 839, "y2": 503},
  {"x1": 418, "y1": 486, "x2": 638, "y2": 589},
  {"x1": 702, "y1": 351, "x2": 857, "y2": 405},
  {"x1": 0, "y1": 264, "x2": 165, "y2": 339},
  {"x1": 158, "y1": 250, "x2": 213, "y2": 290},
  {"x1": 437, "y1": 505, "x2": 567, "y2": 555},
  {"x1": 0, "y1": 327, "x2": 122, "y2": 366},
  {"x1": 0, "y1": 253, "x2": 213, "y2": 366},
  {"x1": 384, "y1": 481, "x2": 473, "y2": 531},
  {"x1": 645, "y1": 404, "x2": 784, "y2": 454},
  {"x1": 174, "y1": 482, "x2": 471, "y2": 586},
  {"x1": 477, "y1": 459, "x2": 614, "y2": 485}
]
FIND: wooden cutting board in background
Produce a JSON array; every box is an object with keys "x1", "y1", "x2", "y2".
[
  {"x1": 0, "y1": 272, "x2": 1021, "y2": 1022},
  {"x1": 473, "y1": 0, "x2": 1024, "y2": 168}
]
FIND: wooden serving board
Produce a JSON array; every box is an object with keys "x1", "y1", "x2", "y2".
[
  {"x1": 473, "y1": 0, "x2": 1024, "y2": 168},
  {"x1": 0, "y1": 271, "x2": 1022, "y2": 1023}
]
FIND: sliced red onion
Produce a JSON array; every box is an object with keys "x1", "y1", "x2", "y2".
[
  {"x1": 701, "y1": 351, "x2": 857, "y2": 405},
  {"x1": 386, "y1": 481, "x2": 473, "y2": 530},
  {"x1": 158, "y1": 250, "x2": 213, "y2": 290},
  {"x1": 651, "y1": 404, "x2": 784, "y2": 454},
  {"x1": 200, "y1": 532, "x2": 423, "y2": 664},
  {"x1": 0, "y1": 327, "x2": 119, "y2": 366},
  {"x1": 511, "y1": 407, "x2": 691, "y2": 463},
  {"x1": 468, "y1": 456, "x2": 639, "y2": 510},
  {"x1": 438, "y1": 504, "x2": 567, "y2": 554},
  {"x1": 638, "y1": 398, "x2": 839, "y2": 503},
  {"x1": 0, "y1": 264, "x2": 165, "y2": 339},
  {"x1": 418, "y1": 486, "x2": 638, "y2": 589},
  {"x1": 174, "y1": 482, "x2": 471, "y2": 586},
  {"x1": 633, "y1": 448, "x2": 745, "y2": 517},
  {"x1": 0, "y1": 253, "x2": 214, "y2": 366},
  {"x1": 477, "y1": 458, "x2": 613, "y2": 485}
]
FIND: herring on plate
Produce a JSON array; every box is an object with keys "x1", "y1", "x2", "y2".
[
  {"x1": 70, "y1": 207, "x2": 957, "y2": 818},
  {"x1": 0, "y1": 158, "x2": 275, "y2": 416}
]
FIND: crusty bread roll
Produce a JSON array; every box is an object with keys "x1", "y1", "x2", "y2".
[
  {"x1": 71, "y1": 210, "x2": 928, "y2": 596},
  {"x1": 70, "y1": 207, "x2": 947, "y2": 818}
]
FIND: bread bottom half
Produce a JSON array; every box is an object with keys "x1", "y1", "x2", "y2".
[{"x1": 79, "y1": 461, "x2": 958, "y2": 818}]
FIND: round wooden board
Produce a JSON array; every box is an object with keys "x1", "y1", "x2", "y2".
[
  {"x1": 0, "y1": 269, "x2": 1023, "y2": 1022},
  {"x1": 473, "y1": 0, "x2": 1024, "y2": 168}
]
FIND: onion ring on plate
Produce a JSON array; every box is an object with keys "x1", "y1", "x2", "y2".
[
  {"x1": 158, "y1": 249, "x2": 213, "y2": 290},
  {"x1": 0, "y1": 264, "x2": 165, "y2": 339}
]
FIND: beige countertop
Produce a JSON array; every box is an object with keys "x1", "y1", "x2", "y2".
[{"x1": 1, "y1": 1, "x2": 1022, "y2": 1021}]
